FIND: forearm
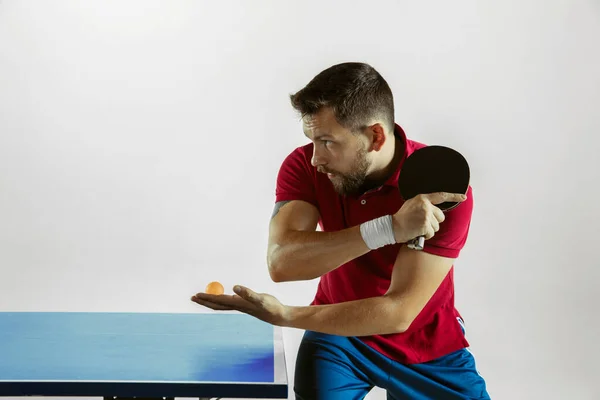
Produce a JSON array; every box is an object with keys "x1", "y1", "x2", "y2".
[
  {"x1": 267, "y1": 225, "x2": 370, "y2": 282},
  {"x1": 284, "y1": 295, "x2": 408, "y2": 336}
]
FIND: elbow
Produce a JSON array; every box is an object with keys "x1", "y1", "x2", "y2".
[
  {"x1": 389, "y1": 309, "x2": 411, "y2": 333},
  {"x1": 268, "y1": 248, "x2": 306, "y2": 283},
  {"x1": 384, "y1": 295, "x2": 413, "y2": 334},
  {"x1": 394, "y1": 319, "x2": 411, "y2": 334},
  {"x1": 267, "y1": 247, "x2": 288, "y2": 283},
  {"x1": 267, "y1": 242, "x2": 318, "y2": 283},
  {"x1": 268, "y1": 265, "x2": 285, "y2": 283}
]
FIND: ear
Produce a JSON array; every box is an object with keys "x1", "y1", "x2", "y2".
[{"x1": 368, "y1": 123, "x2": 387, "y2": 151}]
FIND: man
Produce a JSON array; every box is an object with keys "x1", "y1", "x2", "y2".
[{"x1": 191, "y1": 62, "x2": 490, "y2": 399}]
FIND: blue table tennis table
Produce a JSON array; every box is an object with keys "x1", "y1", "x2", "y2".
[{"x1": 0, "y1": 312, "x2": 288, "y2": 399}]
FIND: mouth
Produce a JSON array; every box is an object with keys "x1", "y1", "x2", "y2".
[{"x1": 318, "y1": 167, "x2": 338, "y2": 180}]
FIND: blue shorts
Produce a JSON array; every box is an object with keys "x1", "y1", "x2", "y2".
[{"x1": 294, "y1": 325, "x2": 490, "y2": 399}]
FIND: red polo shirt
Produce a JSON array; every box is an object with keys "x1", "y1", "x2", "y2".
[{"x1": 274, "y1": 124, "x2": 473, "y2": 364}]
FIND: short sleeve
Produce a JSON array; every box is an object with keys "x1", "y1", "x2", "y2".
[
  {"x1": 275, "y1": 146, "x2": 318, "y2": 208},
  {"x1": 422, "y1": 186, "x2": 474, "y2": 258}
]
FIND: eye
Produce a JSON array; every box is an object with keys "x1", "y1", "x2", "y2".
[{"x1": 321, "y1": 139, "x2": 333, "y2": 146}]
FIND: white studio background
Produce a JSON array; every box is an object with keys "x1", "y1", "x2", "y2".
[{"x1": 1, "y1": 1, "x2": 599, "y2": 399}]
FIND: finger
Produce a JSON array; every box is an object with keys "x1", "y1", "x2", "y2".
[
  {"x1": 191, "y1": 297, "x2": 236, "y2": 311},
  {"x1": 192, "y1": 293, "x2": 250, "y2": 309},
  {"x1": 193, "y1": 293, "x2": 233, "y2": 303},
  {"x1": 432, "y1": 206, "x2": 445, "y2": 223},
  {"x1": 424, "y1": 225, "x2": 435, "y2": 240},
  {"x1": 431, "y1": 216, "x2": 440, "y2": 233},
  {"x1": 424, "y1": 192, "x2": 467, "y2": 205},
  {"x1": 233, "y1": 285, "x2": 261, "y2": 305},
  {"x1": 191, "y1": 296, "x2": 256, "y2": 315}
]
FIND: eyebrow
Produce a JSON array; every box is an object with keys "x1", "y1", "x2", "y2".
[{"x1": 303, "y1": 131, "x2": 334, "y2": 141}]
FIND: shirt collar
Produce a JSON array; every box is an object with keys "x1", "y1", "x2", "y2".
[{"x1": 380, "y1": 123, "x2": 409, "y2": 188}]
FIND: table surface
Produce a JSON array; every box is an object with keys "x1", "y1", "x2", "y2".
[{"x1": 0, "y1": 311, "x2": 288, "y2": 399}]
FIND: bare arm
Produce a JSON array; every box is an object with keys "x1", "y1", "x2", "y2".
[
  {"x1": 267, "y1": 200, "x2": 371, "y2": 282},
  {"x1": 284, "y1": 245, "x2": 455, "y2": 336},
  {"x1": 267, "y1": 191, "x2": 466, "y2": 283},
  {"x1": 192, "y1": 243, "x2": 456, "y2": 336}
]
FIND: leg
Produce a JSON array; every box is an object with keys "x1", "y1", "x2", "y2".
[
  {"x1": 384, "y1": 348, "x2": 490, "y2": 400},
  {"x1": 385, "y1": 316, "x2": 489, "y2": 399},
  {"x1": 293, "y1": 331, "x2": 376, "y2": 400}
]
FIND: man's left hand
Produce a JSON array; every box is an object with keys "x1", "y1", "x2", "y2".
[{"x1": 191, "y1": 285, "x2": 290, "y2": 326}]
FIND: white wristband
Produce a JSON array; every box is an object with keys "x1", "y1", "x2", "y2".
[{"x1": 360, "y1": 215, "x2": 396, "y2": 250}]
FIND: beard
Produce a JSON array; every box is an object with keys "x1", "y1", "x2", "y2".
[{"x1": 320, "y1": 147, "x2": 371, "y2": 196}]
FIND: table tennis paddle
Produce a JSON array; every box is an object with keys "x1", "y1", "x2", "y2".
[{"x1": 397, "y1": 145, "x2": 470, "y2": 250}]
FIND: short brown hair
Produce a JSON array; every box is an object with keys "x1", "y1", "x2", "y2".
[{"x1": 289, "y1": 62, "x2": 395, "y2": 133}]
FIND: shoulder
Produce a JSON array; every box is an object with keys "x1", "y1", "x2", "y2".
[
  {"x1": 405, "y1": 138, "x2": 428, "y2": 155},
  {"x1": 275, "y1": 143, "x2": 320, "y2": 205},
  {"x1": 279, "y1": 142, "x2": 314, "y2": 170},
  {"x1": 277, "y1": 143, "x2": 317, "y2": 184}
]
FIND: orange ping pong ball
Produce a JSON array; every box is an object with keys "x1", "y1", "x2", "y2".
[{"x1": 205, "y1": 281, "x2": 224, "y2": 295}]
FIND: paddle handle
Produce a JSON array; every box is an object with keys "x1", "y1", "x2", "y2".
[{"x1": 407, "y1": 236, "x2": 425, "y2": 251}]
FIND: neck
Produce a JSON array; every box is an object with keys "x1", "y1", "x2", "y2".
[
  {"x1": 371, "y1": 135, "x2": 404, "y2": 180},
  {"x1": 361, "y1": 134, "x2": 404, "y2": 192}
]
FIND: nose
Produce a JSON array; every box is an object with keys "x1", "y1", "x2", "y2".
[{"x1": 311, "y1": 146, "x2": 327, "y2": 168}]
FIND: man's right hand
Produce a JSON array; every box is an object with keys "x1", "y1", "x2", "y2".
[{"x1": 392, "y1": 192, "x2": 467, "y2": 244}]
